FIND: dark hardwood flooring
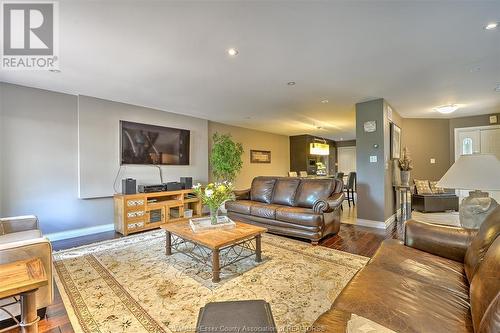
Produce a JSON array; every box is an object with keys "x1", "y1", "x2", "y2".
[{"x1": 6, "y1": 205, "x2": 403, "y2": 333}]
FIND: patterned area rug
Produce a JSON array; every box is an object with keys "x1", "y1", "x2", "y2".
[{"x1": 53, "y1": 230, "x2": 368, "y2": 333}]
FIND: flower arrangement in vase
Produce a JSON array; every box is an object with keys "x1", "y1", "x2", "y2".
[
  {"x1": 193, "y1": 182, "x2": 235, "y2": 224},
  {"x1": 398, "y1": 147, "x2": 413, "y2": 186}
]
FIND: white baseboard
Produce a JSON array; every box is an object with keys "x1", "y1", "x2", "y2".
[
  {"x1": 45, "y1": 223, "x2": 114, "y2": 242},
  {"x1": 342, "y1": 214, "x2": 396, "y2": 229}
]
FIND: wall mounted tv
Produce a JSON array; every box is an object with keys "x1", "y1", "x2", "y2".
[{"x1": 120, "y1": 121, "x2": 190, "y2": 165}]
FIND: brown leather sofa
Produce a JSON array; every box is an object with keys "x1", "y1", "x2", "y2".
[
  {"x1": 225, "y1": 176, "x2": 344, "y2": 244},
  {"x1": 310, "y1": 206, "x2": 500, "y2": 333}
]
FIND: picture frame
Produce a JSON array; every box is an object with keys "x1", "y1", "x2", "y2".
[
  {"x1": 390, "y1": 123, "x2": 401, "y2": 159},
  {"x1": 250, "y1": 150, "x2": 271, "y2": 163}
]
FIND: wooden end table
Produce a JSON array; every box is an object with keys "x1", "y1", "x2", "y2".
[
  {"x1": 161, "y1": 221, "x2": 267, "y2": 283},
  {"x1": 0, "y1": 258, "x2": 47, "y2": 333}
]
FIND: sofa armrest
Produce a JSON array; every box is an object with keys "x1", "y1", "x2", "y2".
[
  {"x1": 404, "y1": 220, "x2": 477, "y2": 262},
  {"x1": 233, "y1": 189, "x2": 251, "y2": 200},
  {"x1": 0, "y1": 215, "x2": 39, "y2": 234},
  {"x1": 313, "y1": 192, "x2": 345, "y2": 214}
]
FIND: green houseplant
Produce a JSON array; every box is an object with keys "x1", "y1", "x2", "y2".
[{"x1": 210, "y1": 133, "x2": 244, "y2": 183}]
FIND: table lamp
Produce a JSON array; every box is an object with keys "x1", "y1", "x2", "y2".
[{"x1": 437, "y1": 153, "x2": 500, "y2": 228}]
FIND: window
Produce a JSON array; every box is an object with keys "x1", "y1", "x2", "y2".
[{"x1": 463, "y1": 138, "x2": 473, "y2": 155}]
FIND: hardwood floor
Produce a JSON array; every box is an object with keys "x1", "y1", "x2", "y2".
[{"x1": 5, "y1": 204, "x2": 403, "y2": 333}]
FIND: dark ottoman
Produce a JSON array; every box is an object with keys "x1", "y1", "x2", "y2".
[{"x1": 196, "y1": 300, "x2": 276, "y2": 333}]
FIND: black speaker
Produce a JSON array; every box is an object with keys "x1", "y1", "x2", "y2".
[
  {"x1": 180, "y1": 177, "x2": 193, "y2": 189},
  {"x1": 165, "y1": 182, "x2": 183, "y2": 191},
  {"x1": 122, "y1": 178, "x2": 136, "y2": 194}
]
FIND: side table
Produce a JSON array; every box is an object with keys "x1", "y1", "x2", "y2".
[
  {"x1": 0, "y1": 258, "x2": 48, "y2": 333},
  {"x1": 394, "y1": 185, "x2": 412, "y2": 222}
]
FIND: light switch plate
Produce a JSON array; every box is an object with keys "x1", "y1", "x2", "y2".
[
  {"x1": 490, "y1": 115, "x2": 498, "y2": 124},
  {"x1": 370, "y1": 155, "x2": 377, "y2": 163},
  {"x1": 430, "y1": 158, "x2": 436, "y2": 164}
]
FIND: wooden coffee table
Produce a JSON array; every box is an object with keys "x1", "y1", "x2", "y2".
[{"x1": 161, "y1": 221, "x2": 267, "y2": 282}]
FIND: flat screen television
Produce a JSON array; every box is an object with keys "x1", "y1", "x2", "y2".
[{"x1": 120, "y1": 121, "x2": 190, "y2": 165}]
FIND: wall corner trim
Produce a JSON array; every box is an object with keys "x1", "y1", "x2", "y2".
[{"x1": 45, "y1": 223, "x2": 114, "y2": 242}]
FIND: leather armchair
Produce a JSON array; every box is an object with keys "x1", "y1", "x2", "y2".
[
  {"x1": 404, "y1": 220, "x2": 477, "y2": 262},
  {"x1": 0, "y1": 215, "x2": 54, "y2": 321}
]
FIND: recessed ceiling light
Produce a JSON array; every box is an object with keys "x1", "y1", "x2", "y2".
[
  {"x1": 227, "y1": 48, "x2": 238, "y2": 56},
  {"x1": 287, "y1": 81, "x2": 296, "y2": 86},
  {"x1": 485, "y1": 22, "x2": 498, "y2": 30},
  {"x1": 434, "y1": 104, "x2": 460, "y2": 114},
  {"x1": 321, "y1": 99, "x2": 329, "y2": 104}
]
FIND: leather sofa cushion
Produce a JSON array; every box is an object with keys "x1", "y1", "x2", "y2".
[
  {"x1": 371, "y1": 239, "x2": 468, "y2": 300},
  {"x1": 0, "y1": 229, "x2": 43, "y2": 244},
  {"x1": 333, "y1": 264, "x2": 473, "y2": 333},
  {"x1": 225, "y1": 200, "x2": 254, "y2": 215},
  {"x1": 294, "y1": 179, "x2": 334, "y2": 208},
  {"x1": 271, "y1": 178, "x2": 300, "y2": 206},
  {"x1": 250, "y1": 177, "x2": 276, "y2": 204},
  {"x1": 250, "y1": 203, "x2": 280, "y2": 219},
  {"x1": 464, "y1": 206, "x2": 500, "y2": 282},
  {"x1": 469, "y1": 236, "x2": 500, "y2": 332},
  {"x1": 275, "y1": 206, "x2": 322, "y2": 227}
]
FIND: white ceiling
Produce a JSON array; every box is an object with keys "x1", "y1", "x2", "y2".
[{"x1": 1, "y1": 1, "x2": 499, "y2": 140}]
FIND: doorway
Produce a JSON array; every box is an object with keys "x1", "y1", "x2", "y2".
[{"x1": 454, "y1": 125, "x2": 500, "y2": 202}]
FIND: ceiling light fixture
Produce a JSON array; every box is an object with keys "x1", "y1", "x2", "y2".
[
  {"x1": 434, "y1": 104, "x2": 460, "y2": 114},
  {"x1": 321, "y1": 99, "x2": 329, "y2": 104},
  {"x1": 227, "y1": 48, "x2": 239, "y2": 56},
  {"x1": 287, "y1": 81, "x2": 296, "y2": 86},
  {"x1": 485, "y1": 22, "x2": 498, "y2": 30}
]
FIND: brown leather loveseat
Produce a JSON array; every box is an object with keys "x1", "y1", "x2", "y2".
[
  {"x1": 225, "y1": 176, "x2": 344, "y2": 244},
  {"x1": 311, "y1": 206, "x2": 500, "y2": 333}
]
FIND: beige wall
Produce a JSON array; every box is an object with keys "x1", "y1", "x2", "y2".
[
  {"x1": 208, "y1": 122, "x2": 290, "y2": 189},
  {"x1": 401, "y1": 118, "x2": 451, "y2": 182}
]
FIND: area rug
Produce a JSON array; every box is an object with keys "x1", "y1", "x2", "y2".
[
  {"x1": 53, "y1": 230, "x2": 368, "y2": 333},
  {"x1": 411, "y1": 211, "x2": 460, "y2": 226}
]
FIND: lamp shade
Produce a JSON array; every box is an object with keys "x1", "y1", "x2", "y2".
[{"x1": 437, "y1": 153, "x2": 500, "y2": 191}]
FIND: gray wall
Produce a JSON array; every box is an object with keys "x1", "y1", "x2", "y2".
[
  {"x1": 0, "y1": 84, "x2": 3, "y2": 216},
  {"x1": 78, "y1": 96, "x2": 208, "y2": 198},
  {"x1": 356, "y1": 99, "x2": 386, "y2": 223},
  {"x1": 356, "y1": 98, "x2": 401, "y2": 224},
  {"x1": 402, "y1": 118, "x2": 451, "y2": 181},
  {"x1": 0, "y1": 83, "x2": 209, "y2": 234}
]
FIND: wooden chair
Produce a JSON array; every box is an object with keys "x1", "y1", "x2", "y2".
[{"x1": 344, "y1": 172, "x2": 356, "y2": 207}]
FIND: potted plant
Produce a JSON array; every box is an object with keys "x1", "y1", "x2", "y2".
[
  {"x1": 210, "y1": 133, "x2": 244, "y2": 183},
  {"x1": 398, "y1": 147, "x2": 413, "y2": 186},
  {"x1": 193, "y1": 182, "x2": 234, "y2": 224}
]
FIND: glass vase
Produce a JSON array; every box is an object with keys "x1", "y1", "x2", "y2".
[{"x1": 209, "y1": 207, "x2": 219, "y2": 225}]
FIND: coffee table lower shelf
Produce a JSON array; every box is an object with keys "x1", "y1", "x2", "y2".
[{"x1": 164, "y1": 231, "x2": 262, "y2": 283}]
